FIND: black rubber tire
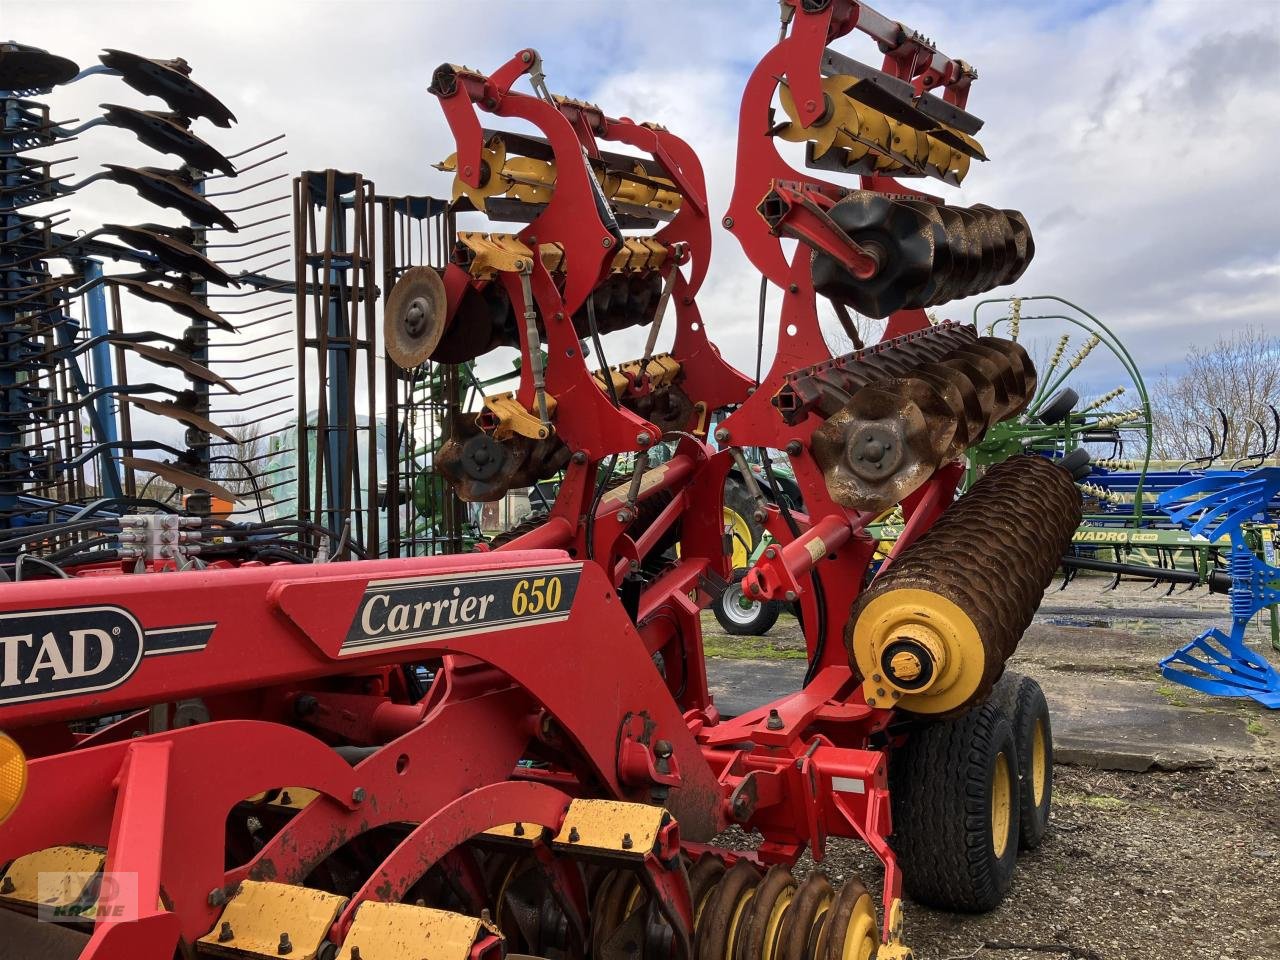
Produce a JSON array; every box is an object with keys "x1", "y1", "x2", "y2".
[
  {"x1": 1036, "y1": 387, "x2": 1078, "y2": 425},
  {"x1": 889, "y1": 700, "x2": 1021, "y2": 913},
  {"x1": 713, "y1": 571, "x2": 782, "y2": 636},
  {"x1": 990, "y1": 671, "x2": 1053, "y2": 851},
  {"x1": 1059, "y1": 446, "x2": 1092, "y2": 481},
  {"x1": 723, "y1": 476, "x2": 763, "y2": 566}
]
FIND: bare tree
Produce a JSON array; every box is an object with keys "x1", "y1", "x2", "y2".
[
  {"x1": 209, "y1": 420, "x2": 270, "y2": 502},
  {"x1": 820, "y1": 302, "x2": 886, "y2": 355},
  {"x1": 1150, "y1": 327, "x2": 1280, "y2": 462}
]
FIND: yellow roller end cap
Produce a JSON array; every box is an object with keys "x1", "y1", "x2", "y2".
[{"x1": 851, "y1": 588, "x2": 986, "y2": 715}]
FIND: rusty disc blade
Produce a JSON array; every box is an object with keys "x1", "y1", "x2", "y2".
[
  {"x1": 812, "y1": 191, "x2": 936, "y2": 319},
  {"x1": 908, "y1": 368, "x2": 970, "y2": 456},
  {"x1": 436, "y1": 408, "x2": 526, "y2": 502},
  {"x1": 972, "y1": 205, "x2": 1015, "y2": 291},
  {"x1": 120, "y1": 457, "x2": 241, "y2": 502},
  {"x1": 953, "y1": 206, "x2": 994, "y2": 296},
  {"x1": 950, "y1": 344, "x2": 1015, "y2": 421},
  {"x1": 432, "y1": 281, "x2": 508, "y2": 364},
  {"x1": 896, "y1": 375, "x2": 960, "y2": 459},
  {"x1": 897, "y1": 199, "x2": 953, "y2": 310},
  {"x1": 1001, "y1": 209, "x2": 1035, "y2": 284},
  {"x1": 976, "y1": 336, "x2": 1037, "y2": 412},
  {"x1": 385, "y1": 266, "x2": 448, "y2": 369},
  {"x1": 945, "y1": 205, "x2": 984, "y2": 298},
  {"x1": 812, "y1": 385, "x2": 940, "y2": 512},
  {"x1": 927, "y1": 205, "x2": 972, "y2": 306},
  {"x1": 914, "y1": 361, "x2": 985, "y2": 449}
]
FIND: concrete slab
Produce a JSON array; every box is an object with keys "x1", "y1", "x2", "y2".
[
  {"x1": 703, "y1": 589, "x2": 1280, "y2": 771},
  {"x1": 1036, "y1": 671, "x2": 1253, "y2": 770},
  {"x1": 706, "y1": 657, "x2": 804, "y2": 718},
  {"x1": 704, "y1": 655, "x2": 1267, "y2": 770}
]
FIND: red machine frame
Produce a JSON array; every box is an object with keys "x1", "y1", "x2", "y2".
[{"x1": 0, "y1": 4, "x2": 1001, "y2": 957}]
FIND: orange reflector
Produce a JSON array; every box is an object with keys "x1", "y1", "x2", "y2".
[{"x1": 0, "y1": 732, "x2": 27, "y2": 826}]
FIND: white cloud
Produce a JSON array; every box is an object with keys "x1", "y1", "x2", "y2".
[{"x1": 9, "y1": 0, "x2": 1279, "y2": 449}]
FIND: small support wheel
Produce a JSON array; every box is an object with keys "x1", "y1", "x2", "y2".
[
  {"x1": 1036, "y1": 387, "x2": 1078, "y2": 426},
  {"x1": 991, "y1": 671, "x2": 1054, "y2": 850},
  {"x1": 714, "y1": 571, "x2": 782, "y2": 636},
  {"x1": 888, "y1": 700, "x2": 1021, "y2": 912},
  {"x1": 724, "y1": 478, "x2": 764, "y2": 571}
]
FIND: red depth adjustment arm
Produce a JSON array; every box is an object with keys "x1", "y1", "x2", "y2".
[{"x1": 758, "y1": 181, "x2": 881, "y2": 281}]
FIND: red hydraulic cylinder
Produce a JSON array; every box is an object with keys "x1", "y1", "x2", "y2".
[{"x1": 742, "y1": 513, "x2": 853, "y2": 602}]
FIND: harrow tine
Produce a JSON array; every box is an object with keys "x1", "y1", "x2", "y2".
[
  {"x1": 1058, "y1": 550, "x2": 1075, "y2": 590},
  {"x1": 1162, "y1": 550, "x2": 1180, "y2": 597},
  {"x1": 1143, "y1": 546, "x2": 1163, "y2": 591}
]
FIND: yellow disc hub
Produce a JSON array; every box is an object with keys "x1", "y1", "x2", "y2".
[
  {"x1": 851, "y1": 588, "x2": 985, "y2": 713},
  {"x1": 991, "y1": 750, "x2": 1013, "y2": 858}
]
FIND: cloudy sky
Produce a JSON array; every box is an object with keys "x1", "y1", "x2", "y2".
[{"x1": 11, "y1": 0, "x2": 1280, "y2": 413}]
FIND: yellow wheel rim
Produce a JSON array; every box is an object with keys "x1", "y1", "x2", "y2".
[
  {"x1": 762, "y1": 889, "x2": 793, "y2": 960},
  {"x1": 1031, "y1": 719, "x2": 1048, "y2": 808},
  {"x1": 724, "y1": 506, "x2": 755, "y2": 571},
  {"x1": 726, "y1": 889, "x2": 755, "y2": 960},
  {"x1": 991, "y1": 751, "x2": 1013, "y2": 858},
  {"x1": 841, "y1": 893, "x2": 879, "y2": 960}
]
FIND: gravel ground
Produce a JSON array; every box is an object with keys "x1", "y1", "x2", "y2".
[
  {"x1": 817, "y1": 764, "x2": 1280, "y2": 960},
  {"x1": 703, "y1": 579, "x2": 1280, "y2": 959}
]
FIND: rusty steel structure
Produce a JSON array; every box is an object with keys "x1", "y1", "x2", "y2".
[
  {"x1": 379, "y1": 194, "x2": 467, "y2": 556},
  {"x1": 0, "y1": 6, "x2": 1082, "y2": 960},
  {"x1": 293, "y1": 170, "x2": 382, "y2": 557}
]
